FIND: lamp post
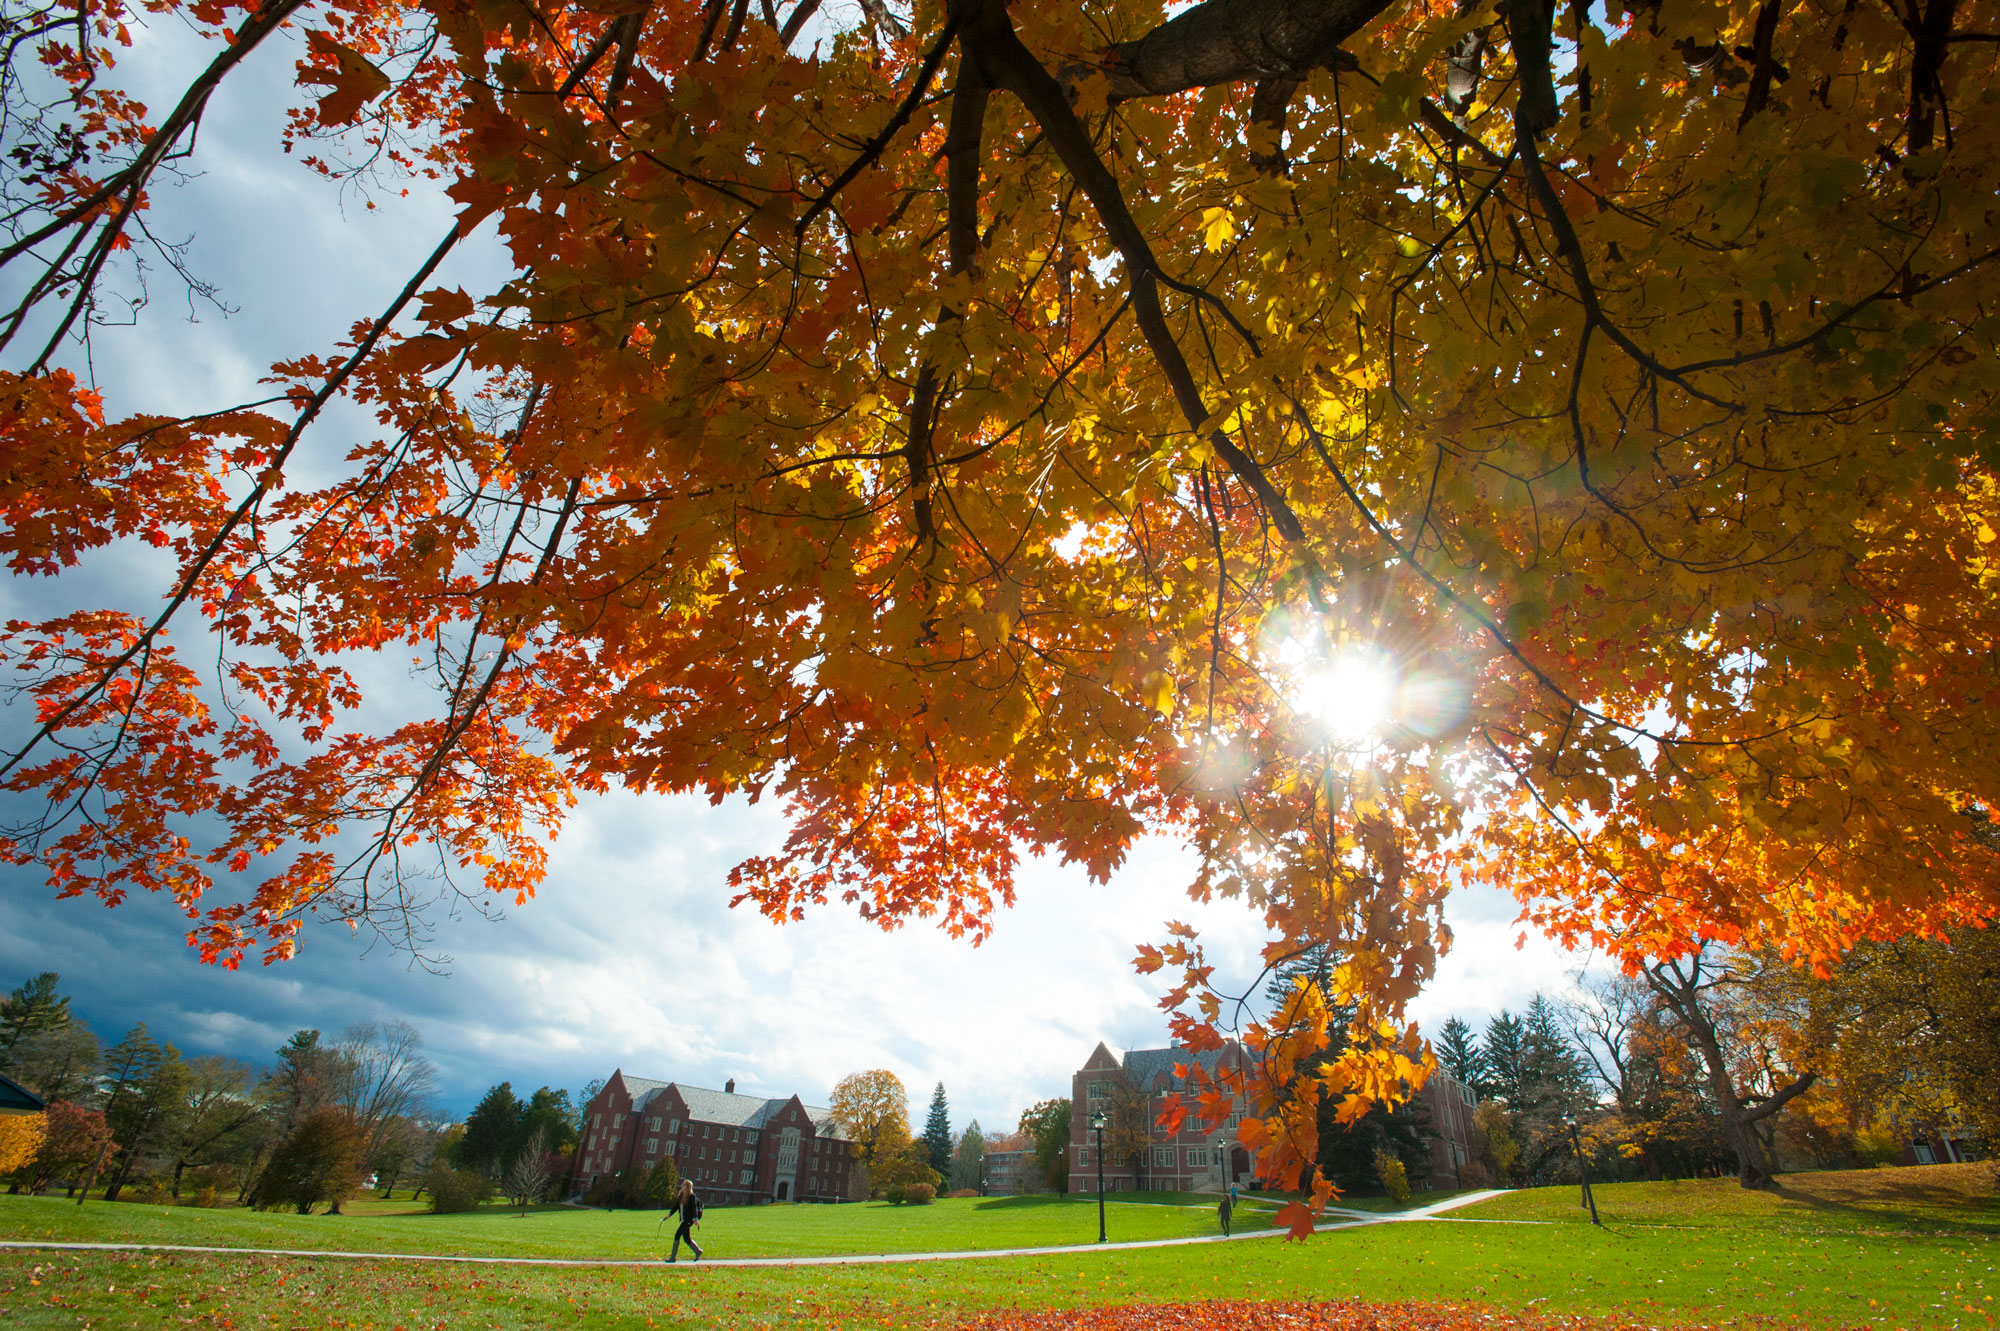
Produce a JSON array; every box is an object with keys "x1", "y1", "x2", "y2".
[
  {"x1": 1563, "y1": 1116, "x2": 1601, "y2": 1227},
  {"x1": 1089, "y1": 1109, "x2": 1108, "y2": 1243}
]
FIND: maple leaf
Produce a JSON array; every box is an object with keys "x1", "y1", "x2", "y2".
[{"x1": 300, "y1": 30, "x2": 391, "y2": 127}]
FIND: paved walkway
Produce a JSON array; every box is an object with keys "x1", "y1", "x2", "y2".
[{"x1": 0, "y1": 1190, "x2": 1514, "y2": 1271}]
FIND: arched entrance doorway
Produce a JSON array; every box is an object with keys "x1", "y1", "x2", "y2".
[
  {"x1": 776, "y1": 1180, "x2": 790, "y2": 1201},
  {"x1": 1230, "y1": 1147, "x2": 1250, "y2": 1182}
]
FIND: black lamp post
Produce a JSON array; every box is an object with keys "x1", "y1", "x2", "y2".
[
  {"x1": 1089, "y1": 1109, "x2": 1108, "y2": 1243},
  {"x1": 1563, "y1": 1115, "x2": 1601, "y2": 1227}
]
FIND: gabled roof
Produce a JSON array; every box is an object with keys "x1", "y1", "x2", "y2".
[
  {"x1": 613, "y1": 1075, "x2": 849, "y2": 1141},
  {"x1": 1120, "y1": 1042, "x2": 1239, "y2": 1091},
  {"x1": 0, "y1": 1071, "x2": 45, "y2": 1114}
]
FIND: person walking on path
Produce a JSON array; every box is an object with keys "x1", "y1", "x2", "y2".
[
  {"x1": 667, "y1": 1179, "x2": 704, "y2": 1263},
  {"x1": 1217, "y1": 1186, "x2": 1233, "y2": 1237}
]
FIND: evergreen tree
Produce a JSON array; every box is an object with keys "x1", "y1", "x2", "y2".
[
  {"x1": 921, "y1": 1083, "x2": 954, "y2": 1176},
  {"x1": 1483, "y1": 1011, "x2": 1529, "y2": 1103},
  {"x1": 509, "y1": 1086, "x2": 578, "y2": 1167},
  {"x1": 949, "y1": 1120, "x2": 987, "y2": 1192},
  {"x1": 456, "y1": 1082, "x2": 523, "y2": 1176},
  {"x1": 1264, "y1": 943, "x2": 1337, "y2": 1017},
  {"x1": 264, "y1": 1031, "x2": 330, "y2": 1137},
  {"x1": 1436, "y1": 1017, "x2": 1486, "y2": 1090},
  {"x1": 0, "y1": 973, "x2": 72, "y2": 1067},
  {"x1": 1519, "y1": 995, "x2": 1592, "y2": 1118}
]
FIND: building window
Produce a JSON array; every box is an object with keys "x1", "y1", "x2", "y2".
[
  {"x1": 741, "y1": 1170, "x2": 753, "y2": 1185},
  {"x1": 1087, "y1": 1079, "x2": 1112, "y2": 1104},
  {"x1": 665, "y1": 1141, "x2": 677, "y2": 1156},
  {"x1": 1077, "y1": 1147, "x2": 1091, "y2": 1167},
  {"x1": 669, "y1": 1118, "x2": 681, "y2": 1133},
  {"x1": 746, "y1": 1130, "x2": 759, "y2": 1144},
  {"x1": 613, "y1": 1113, "x2": 624, "y2": 1127},
  {"x1": 647, "y1": 1137, "x2": 658, "y2": 1155},
  {"x1": 1187, "y1": 1146, "x2": 1209, "y2": 1167},
  {"x1": 1151, "y1": 1145, "x2": 1174, "y2": 1168},
  {"x1": 744, "y1": 1151, "x2": 755, "y2": 1165}
]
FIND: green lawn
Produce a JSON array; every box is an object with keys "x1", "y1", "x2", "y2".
[
  {"x1": 0, "y1": 1191, "x2": 1273, "y2": 1260},
  {"x1": 0, "y1": 1166, "x2": 1992, "y2": 1329}
]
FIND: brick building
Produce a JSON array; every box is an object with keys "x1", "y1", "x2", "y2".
[
  {"x1": 1068, "y1": 1040, "x2": 1259, "y2": 1193},
  {"x1": 1065, "y1": 1039, "x2": 1482, "y2": 1195},
  {"x1": 574, "y1": 1069, "x2": 855, "y2": 1206},
  {"x1": 1413, "y1": 1062, "x2": 1479, "y2": 1189}
]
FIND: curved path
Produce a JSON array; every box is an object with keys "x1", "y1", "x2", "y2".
[{"x1": 0, "y1": 1190, "x2": 1513, "y2": 1270}]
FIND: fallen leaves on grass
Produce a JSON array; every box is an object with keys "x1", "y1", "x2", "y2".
[{"x1": 967, "y1": 1298, "x2": 1756, "y2": 1331}]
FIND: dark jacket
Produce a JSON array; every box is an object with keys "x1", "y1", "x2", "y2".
[{"x1": 673, "y1": 1190, "x2": 703, "y2": 1226}]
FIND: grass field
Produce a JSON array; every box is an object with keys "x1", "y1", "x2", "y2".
[
  {"x1": 0, "y1": 1164, "x2": 1992, "y2": 1329},
  {"x1": 0, "y1": 1190, "x2": 1282, "y2": 1259}
]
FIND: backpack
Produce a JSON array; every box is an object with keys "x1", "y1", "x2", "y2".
[{"x1": 690, "y1": 1195, "x2": 705, "y2": 1222}]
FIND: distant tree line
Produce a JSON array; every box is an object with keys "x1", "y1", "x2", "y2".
[
  {"x1": 0, "y1": 972, "x2": 595, "y2": 1216},
  {"x1": 1428, "y1": 928, "x2": 1995, "y2": 1191}
]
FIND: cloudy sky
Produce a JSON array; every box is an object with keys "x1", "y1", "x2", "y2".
[{"x1": 0, "y1": 11, "x2": 1594, "y2": 1134}]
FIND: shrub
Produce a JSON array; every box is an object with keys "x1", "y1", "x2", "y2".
[
  {"x1": 193, "y1": 1185, "x2": 227, "y2": 1209},
  {"x1": 902, "y1": 1183, "x2": 936, "y2": 1204},
  {"x1": 1371, "y1": 1147, "x2": 1412, "y2": 1204},
  {"x1": 425, "y1": 1164, "x2": 494, "y2": 1214},
  {"x1": 947, "y1": 1188, "x2": 978, "y2": 1199},
  {"x1": 250, "y1": 1110, "x2": 366, "y2": 1215}
]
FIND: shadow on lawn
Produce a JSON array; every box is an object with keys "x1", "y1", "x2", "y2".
[{"x1": 1766, "y1": 1178, "x2": 2000, "y2": 1235}]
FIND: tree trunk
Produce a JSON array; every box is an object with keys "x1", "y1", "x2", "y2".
[
  {"x1": 1645, "y1": 958, "x2": 1817, "y2": 1190},
  {"x1": 237, "y1": 1143, "x2": 265, "y2": 1204},
  {"x1": 172, "y1": 1158, "x2": 186, "y2": 1199}
]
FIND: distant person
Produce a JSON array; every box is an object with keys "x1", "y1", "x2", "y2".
[
  {"x1": 667, "y1": 1179, "x2": 704, "y2": 1262},
  {"x1": 1218, "y1": 1185, "x2": 1234, "y2": 1237}
]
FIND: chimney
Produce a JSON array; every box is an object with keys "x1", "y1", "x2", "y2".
[{"x1": 725, "y1": 1078, "x2": 736, "y2": 1094}]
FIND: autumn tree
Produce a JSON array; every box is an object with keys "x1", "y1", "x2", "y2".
[
  {"x1": 829, "y1": 1070, "x2": 911, "y2": 1172},
  {"x1": 1643, "y1": 946, "x2": 1818, "y2": 1188},
  {"x1": 1103, "y1": 1075, "x2": 1155, "y2": 1191},
  {"x1": 0, "y1": 1112, "x2": 44, "y2": 1179},
  {"x1": 1018, "y1": 1098, "x2": 1070, "y2": 1194},
  {"x1": 1782, "y1": 926, "x2": 2000, "y2": 1152},
  {"x1": 11, "y1": 1102, "x2": 113, "y2": 1195},
  {"x1": 4, "y1": 0, "x2": 2000, "y2": 1233}
]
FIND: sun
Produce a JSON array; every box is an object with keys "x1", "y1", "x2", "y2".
[{"x1": 1292, "y1": 649, "x2": 1400, "y2": 745}]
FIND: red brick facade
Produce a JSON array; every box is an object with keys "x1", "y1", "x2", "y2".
[
  {"x1": 1067, "y1": 1040, "x2": 1258, "y2": 1193},
  {"x1": 574, "y1": 1070, "x2": 855, "y2": 1206},
  {"x1": 1064, "y1": 1040, "x2": 1482, "y2": 1195}
]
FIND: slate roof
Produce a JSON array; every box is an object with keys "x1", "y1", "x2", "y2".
[
  {"x1": 616, "y1": 1073, "x2": 848, "y2": 1140},
  {"x1": 0, "y1": 1071, "x2": 45, "y2": 1114},
  {"x1": 1120, "y1": 1043, "x2": 1236, "y2": 1091}
]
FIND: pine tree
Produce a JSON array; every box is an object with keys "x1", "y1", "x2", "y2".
[
  {"x1": 921, "y1": 1083, "x2": 953, "y2": 1176},
  {"x1": 1436, "y1": 1017, "x2": 1486, "y2": 1090},
  {"x1": 1520, "y1": 995, "x2": 1592, "y2": 1118},
  {"x1": 456, "y1": 1083, "x2": 523, "y2": 1176},
  {"x1": 0, "y1": 973, "x2": 72, "y2": 1068},
  {"x1": 1483, "y1": 1011, "x2": 1528, "y2": 1104}
]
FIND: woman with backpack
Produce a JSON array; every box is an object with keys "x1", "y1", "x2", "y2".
[{"x1": 667, "y1": 1179, "x2": 704, "y2": 1262}]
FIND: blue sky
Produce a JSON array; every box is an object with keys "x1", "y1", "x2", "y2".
[{"x1": 0, "y1": 8, "x2": 1594, "y2": 1135}]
